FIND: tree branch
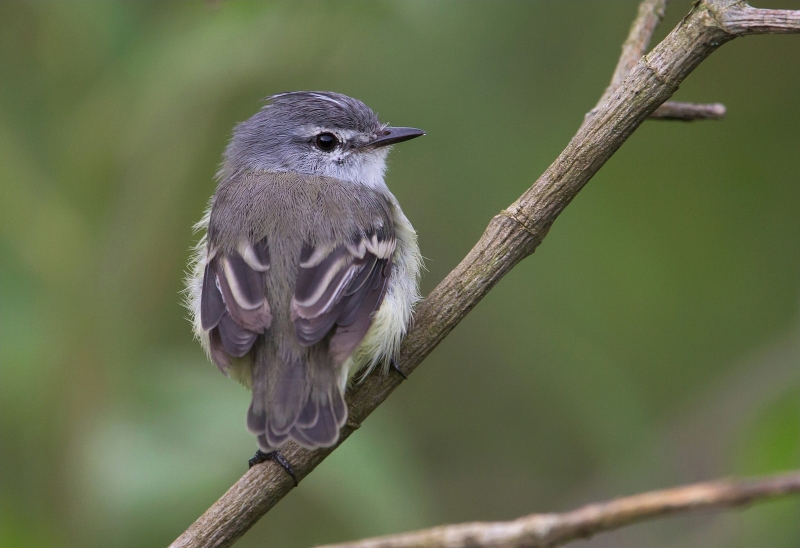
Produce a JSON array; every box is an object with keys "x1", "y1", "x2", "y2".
[
  {"x1": 649, "y1": 101, "x2": 727, "y2": 120},
  {"x1": 169, "y1": 2, "x2": 800, "y2": 547},
  {"x1": 318, "y1": 470, "x2": 800, "y2": 548},
  {"x1": 722, "y1": 6, "x2": 800, "y2": 34}
]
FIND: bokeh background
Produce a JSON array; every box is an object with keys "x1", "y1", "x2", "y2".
[{"x1": 1, "y1": 1, "x2": 799, "y2": 547}]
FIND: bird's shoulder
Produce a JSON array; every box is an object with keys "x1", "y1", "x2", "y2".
[{"x1": 209, "y1": 171, "x2": 393, "y2": 251}]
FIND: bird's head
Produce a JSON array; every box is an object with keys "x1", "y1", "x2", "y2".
[{"x1": 223, "y1": 91, "x2": 424, "y2": 188}]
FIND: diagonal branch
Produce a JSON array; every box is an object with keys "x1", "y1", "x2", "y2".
[
  {"x1": 318, "y1": 470, "x2": 800, "y2": 548},
  {"x1": 169, "y1": 2, "x2": 800, "y2": 547}
]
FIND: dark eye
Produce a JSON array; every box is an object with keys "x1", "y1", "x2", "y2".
[{"x1": 314, "y1": 132, "x2": 338, "y2": 152}]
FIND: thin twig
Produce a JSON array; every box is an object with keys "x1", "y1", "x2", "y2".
[
  {"x1": 596, "y1": 0, "x2": 670, "y2": 112},
  {"x1": 650, "y1": 101, "x2": 726, "y2": 120},
  {"x1": 169, "y1": 2, "x2": 800, "y2": 547},
  {"x1": 318, "y1": 470, "x2": 800, "y2": 548},
  {"x1": 582, "y1": 0, "x2": 669, "y2": 130}
]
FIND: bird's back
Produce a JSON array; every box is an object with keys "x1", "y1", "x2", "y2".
[
  {"x1": 206, "y1": 171, "x2": 396, "y2": 450},
  {"x1": 209, "y1": 170, "x2": 393, "y2": 332}
]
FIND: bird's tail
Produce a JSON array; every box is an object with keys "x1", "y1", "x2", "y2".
[{"x1": 247, "y1": 351, "x2": 347, "y2": 452}]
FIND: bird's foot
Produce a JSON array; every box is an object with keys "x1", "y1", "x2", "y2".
[
  {"x1": 248, "y1": 449, "x2": 298, "y2": 487},
  {"x1": 390, "y1": 359, "x2": 408, "y2": 380}
]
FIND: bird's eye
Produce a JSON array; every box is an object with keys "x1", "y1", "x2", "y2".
[{"x1": 314, "y1": 132, "x2": 338, "y2": 152}]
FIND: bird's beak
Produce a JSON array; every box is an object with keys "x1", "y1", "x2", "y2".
[{"x1": 368, "y1": 126, "x2": 425, "y2": 148}]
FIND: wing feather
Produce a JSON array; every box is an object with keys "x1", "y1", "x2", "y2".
[
  {"x1": 200, "y1": 262, "x2": 226, "y2": 331},
  {"x1": 329, "y1": 258, "x2": 390, "y2": 364},
  {"x1": 217, "y1": 313, "x2": 258, "y2": 357},
  {"x1": 291, "y1": 230, "x2": 395, "y2": 364},
  {"x1": 200, "y1": 239, "x2": 271, "y2": 371}
]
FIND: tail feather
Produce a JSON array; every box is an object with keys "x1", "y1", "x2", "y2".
[
  {"x1": 266, "y1": 424, "x2": 290, "y2": 449},
  {"x1": 288, "y1": 426, "x2": 315, "y2": 448},
  {"x1": 293, "y1": 393, "x2": 340, "y2": 448},
  {"x1": 330, "y1": 388, "x2": 347, "y2": 426},
  {"x1": 269, "y1": 363, "x2": 309, "y2": 435},
  {"x1": 296, "y1": 397, "x2": 319, "y2": 428},
  {"x1": 248, "y1": 352, "x2": 348, "y2": 452}
]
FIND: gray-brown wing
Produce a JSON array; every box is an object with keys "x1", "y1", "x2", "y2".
[
  {"x1": 246, "y1": 228, "x2": 395, "y2": 451},
  {"x1": 200, "y1": 237, "x2": 271, "y2": 371},
  {"x1": 291, "y1": 227, "x2": 395, "y2": 366},
  {"x1": 258, "y1": 228, "x2": 392, "y2": 449}
]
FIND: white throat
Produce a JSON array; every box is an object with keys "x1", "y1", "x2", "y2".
[{"x1": 317, "y1": 148, "x2": 390, "y2": 191}]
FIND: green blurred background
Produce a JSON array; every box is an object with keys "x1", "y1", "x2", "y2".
[{"x1": 1, "y1": 1, "x2": 798, "y2": 547}]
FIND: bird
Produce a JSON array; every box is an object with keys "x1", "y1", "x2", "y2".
[{"x1": 185, "y1": 91, "x2": 423, "y2": 482}]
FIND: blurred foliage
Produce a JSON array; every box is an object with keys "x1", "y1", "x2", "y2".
[{"x1": 0, "y1": 1, "x2": 799, "y2": 547}]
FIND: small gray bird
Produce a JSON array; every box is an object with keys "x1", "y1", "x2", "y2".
[{"x1": 186, "y1": 92, "x2": 423, "y2": 476}]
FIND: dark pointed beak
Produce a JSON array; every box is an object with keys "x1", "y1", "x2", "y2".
[{"x1": 368, "y1": 126, "x2": 425, "y2": 148}]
